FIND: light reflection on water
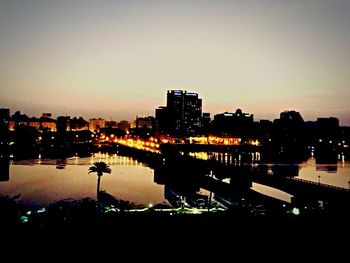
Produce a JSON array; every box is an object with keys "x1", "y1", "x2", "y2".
[
  {"x1": 1, "y1": 153, "x2": 349, "y2": 209},
  {"x1": 0, "y1": 153, "x2": 168, "y2": 208},
  {"x1": 298, "y1": 157, "x2": 350, "y2": 189}
]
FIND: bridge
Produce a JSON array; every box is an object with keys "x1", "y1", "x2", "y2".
[
  {"x1": 204, "y1": 158, "x2": 350, "y2": 208},
  {"x1": 160, "y1": 142, "x2": 261, "y2": 153},
  {"x1": 95, "y1": 141, "x2": 350, "y2": 211},
  {"x1": 251, "y1": 173, "x2": 350, "y2": 208}
]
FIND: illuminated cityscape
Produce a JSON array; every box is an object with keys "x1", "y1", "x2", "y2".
[{"x1": 1, "y1": 1, "x2": 350, "y2": 243}]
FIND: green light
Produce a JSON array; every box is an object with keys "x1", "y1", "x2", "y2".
[{"x1": 20, "y1": 216, "x2": 29, "y2": 223}]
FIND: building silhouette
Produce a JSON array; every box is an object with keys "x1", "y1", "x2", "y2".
[
  {"x1": 118, "y1": 120, "x2": 131, "y2": 131},
  {"x1": 8, "y1": 111, "x2": 56, "y2": 131},
  {"x1": 136, "y1": 116, "x2": 156, "y2": 129},
  {"x1": 57, "y1": 116, "x2": 71, "y2": 133},
  {"x1": 269, "y1": 110, "x2": 307, "y2": 162},
  {"x1": 0, "y1": 108, "x2": 10, "y2": 156},
  {"x1": 70, "y1": 117, "x2": 88, "y2": 131},
  {"x1": 89, "y1": 118, "x2": 106, "y2": 132},
  {"x1": 155, "y1": 106, "x2": 171, "y2": 135},
  {"x1": 316, "y1": 117, "x2": 339, "y2": 139},
  {"x1": 156, "y1": 90, "x2": 202, "y2": 136},
  {"x1": 200, "y1": 112, "x2": 211, "y2": 135},
  {"x1": 212, "y1": 108, "x2": 253, "y2": 137},
  {"x1": 0, "y1": 159, "x2": 9, "y2": 181}
]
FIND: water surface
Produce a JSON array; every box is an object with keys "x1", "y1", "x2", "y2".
[{"x1": 0, "y1": 153, "x2": 167, "y2": 208}]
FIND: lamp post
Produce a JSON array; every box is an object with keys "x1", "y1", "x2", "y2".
[{"x1": 318, "y1": 175, "x2": 321, "y2": 184}]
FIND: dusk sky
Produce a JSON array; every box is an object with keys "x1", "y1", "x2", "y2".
[{"x1": 1, "y1": 0, "x2": 349, "y2": 124}]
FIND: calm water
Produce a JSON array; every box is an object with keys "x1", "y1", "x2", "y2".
[
  {"x1": 1, "y1": 153, "x2": 349, "y2": 207},
  {"x1": 253, "y1": 157, "x2": 350, "y2": 202},
  {"x1": 0, "y1": 153, "x2": 168, "y2": 208},
  {"x1": 298, "y1": 157, "x2": 350, "y2": 189}
]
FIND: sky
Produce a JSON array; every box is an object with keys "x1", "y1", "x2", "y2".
[{"x1": 0, "y1": 0, "x2": 350, "y2": 124}]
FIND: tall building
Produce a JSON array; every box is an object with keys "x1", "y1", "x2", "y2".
[
  {"x1": 272, "y1": 110, "x2": 306, "y2": 158},
  {"x1": 201, "y1": 113, "x2": 211, "y2": 135},
  {"x1": 0, "y1": 108, "x2": 10, "y2": 155},
  {"x1": 57, "y1": 116, "x2": 71, "y2": 133},
  {"x1": 0, "y1": 108, "x2": 10, "y2": 128},
  {"x1": 155, "y1": 106, "x2": 171, "y2": 134},
  {"x1": 161, "y1": 90, "x2": 202, "y2": 136},
  {"x1": 316, "y1": 117, "x2": 339, "y2": 139}
]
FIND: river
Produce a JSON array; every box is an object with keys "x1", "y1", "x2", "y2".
[{"x1": 1, "y1": 153, "x2": 349, "y2": 208}]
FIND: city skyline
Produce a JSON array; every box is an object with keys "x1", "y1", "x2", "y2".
[
  {"x1": 1, "y1": 1, "x2": 350, "y2": 125},
  {"x1": 2, "y1": 93, "x2": 346, "y2": 127}
]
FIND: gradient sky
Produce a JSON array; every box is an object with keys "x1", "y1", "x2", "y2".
[{"x1": 0, "y1": 0, "x2": 349, "y2": 124}]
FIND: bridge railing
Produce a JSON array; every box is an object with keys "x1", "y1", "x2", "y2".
[{"x1": 290, "y1": 177, "x2": 350, "y2": 192}]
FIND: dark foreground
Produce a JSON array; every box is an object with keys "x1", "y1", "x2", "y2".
[
  {"x1": 2, "y1": 212, "x2": 350, "y2": 261},
  {"x1": 2, "y1": 195, "x2": 350, "y2": 259},
  {"x1": 3, "y1": 208, "x2": 350, "y2": 239}
]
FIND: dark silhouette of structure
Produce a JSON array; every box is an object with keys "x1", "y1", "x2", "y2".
[
  {"x1": 136, "y1": 116, "x2": 156, "y2": 129},
  {"x1": 0, "y1": 108, "x2": 10, "y2": 157},
  {"x1": 0, "y1": 159, "x2": 9, "y2": 181},
  {"x1": 314, "y1": 117, "x2": 340, "y2": 163},
  {"x1": 57, "y1": 116, "x2": 70, "y2": 134},
  {"x1": 265, "y1": 110, "x2": 307, "y2": 162},
  {"x1": 156, "y1": 90, "x2": 202, "y2": 136},
  {"x1": 70, "y1": 117, "x2": 88, "y2": 131},
  {"x1": 212, "y1": 108, "x2": 254, "y2": 137}
]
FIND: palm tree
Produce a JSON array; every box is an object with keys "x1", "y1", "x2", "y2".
[{"x1": 88, "y1": 162, "x2": 111, "y2": 206}]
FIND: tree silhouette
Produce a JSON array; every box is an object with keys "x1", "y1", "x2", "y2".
[{"x1": 88, "y1": 162, "x2": 111, "y2": 209}]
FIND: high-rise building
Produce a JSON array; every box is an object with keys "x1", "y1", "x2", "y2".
[
  {"x1": 155, "y1": 106, "x2": 171, "y2": 135},
  {"x1": 316, "y1": 117, "x2": 339, "y2": 139},
  {"x1": 0, "y1": 108, "x2": 10, "y2": 154},
  {"x1": 57, "y1": 116, "x2": 71, "y2": 133},
  {"x1": 163, "y1": 90, "x2": 202, "y2": 136},
  {"x1": 0, "y1": 108, "x2": 10, "y2": 129},
  {"x1": 201, "y1": 113, "x2": 211, "y2": 135}
]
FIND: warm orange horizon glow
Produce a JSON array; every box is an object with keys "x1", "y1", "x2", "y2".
[{"x1": 1, "y1": 1, "x2": 350, "y2": 125}]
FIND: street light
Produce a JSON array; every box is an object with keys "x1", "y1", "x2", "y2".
[{"x1": 318, "y1": 175, "x2": 321, "y2": 184}]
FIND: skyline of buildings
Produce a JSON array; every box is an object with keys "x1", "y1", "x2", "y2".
[
  {"x1": 1, "y1": 90, "x2": 348, "y2": 144},
  {"x1": 1, "y1": 89, "x2": 348, "y2": 133},
  {"x1": 2, "y1": 91, "x2": 349, "y2": 126}
]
